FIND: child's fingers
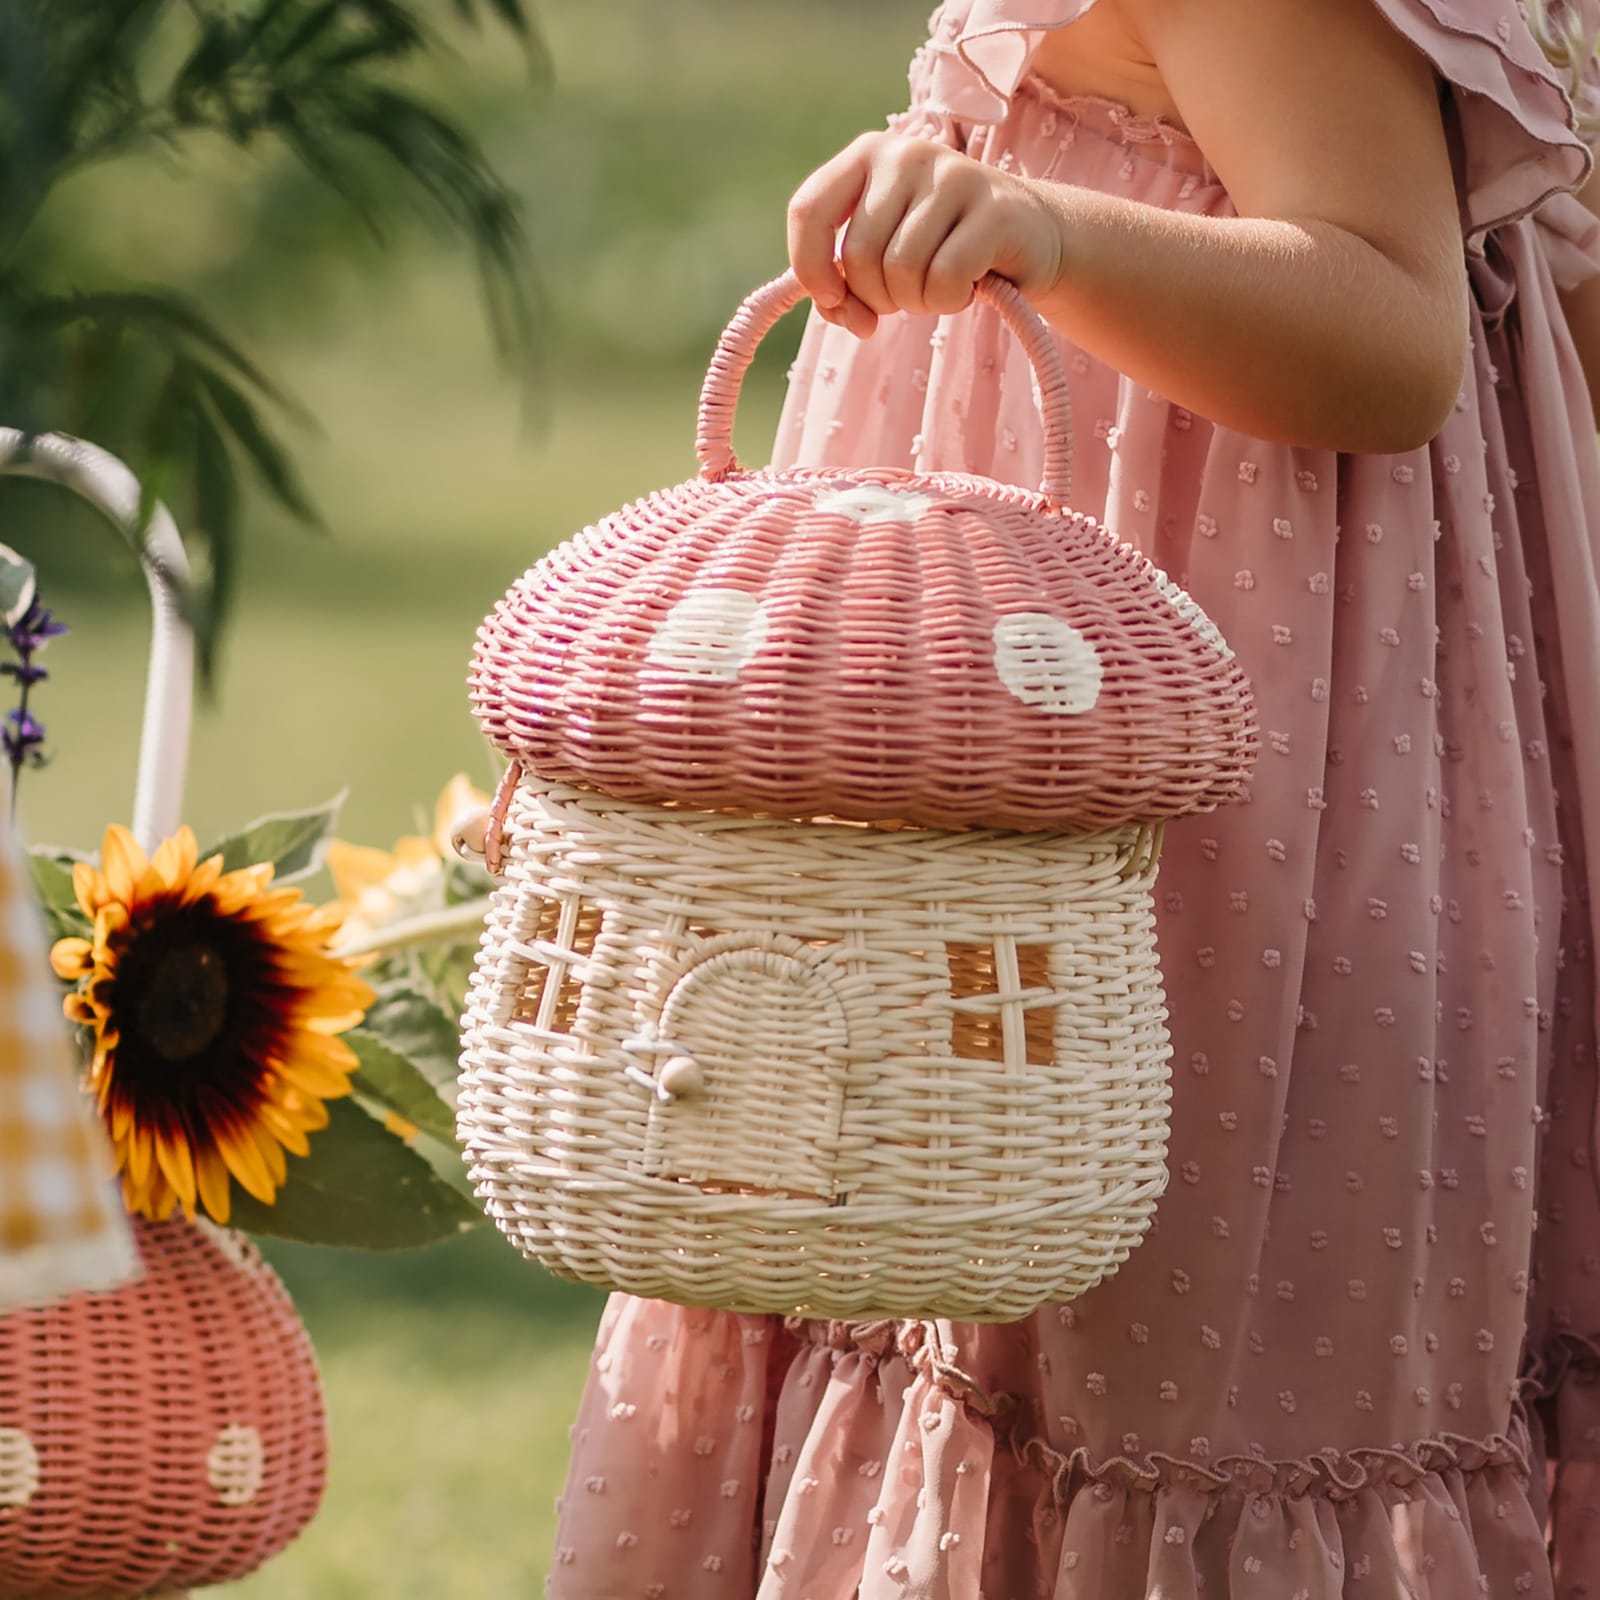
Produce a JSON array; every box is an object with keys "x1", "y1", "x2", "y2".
[
  {"x1": 838, "y1": 164, "x2": 917, "y2": 321},
  {"x1": 818, "y1": 293, "x2": 879, "y2": 339},
  {"x1": 787, "y1": 141, "x2": 873, "y2": 309},
  {"x1": 882, "y1": 192, "x2": 968, "y2": 315},
  {"x1": 923, "y1": 210, "x2": 1006, "y2": 314}
]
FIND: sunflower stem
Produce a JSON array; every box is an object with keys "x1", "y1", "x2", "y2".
[{"x1": 336, "y1": 897, "x2": 493, "y2": 960}]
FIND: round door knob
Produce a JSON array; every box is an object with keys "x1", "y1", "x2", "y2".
[{"x1": 657, "y1": 1056, "x2": 703, "y2": 1098}]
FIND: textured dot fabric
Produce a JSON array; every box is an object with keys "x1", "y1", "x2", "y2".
[
  {"x1": 549, "y1": 4, "x2": 1600, "y2": 1595},
  {"x1": 0, "y1": 822, "x2": 135, "y2": 1312}
]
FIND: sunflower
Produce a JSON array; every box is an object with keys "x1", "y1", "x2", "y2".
[
  {"x1": 49, "y1": 824, "x2": 374, "y2": 1224},
  {"x1": 326, "y1": 772, "x2": 489, "y2": 949}
]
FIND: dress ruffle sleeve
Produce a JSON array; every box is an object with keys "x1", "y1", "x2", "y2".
[
  {"x1": 912, "y1": 0, "x2": 1592, "y2": 243},
  {"x1": 1536, "y1": 188, "x2": 1600, "y2": 289}
]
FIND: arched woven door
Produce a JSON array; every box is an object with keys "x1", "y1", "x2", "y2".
[{"x1": 641, "y1": 933, "x2": 853, "y2": 1200}]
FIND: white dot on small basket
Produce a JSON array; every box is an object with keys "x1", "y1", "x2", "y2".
[
  {"x1": 0, "y1": 1428, "x2": 39, "y2": 1508},
  {"x1": 992, "y1": 613, "x2": 1103, "y2": 715},
  {"x1": 646, "y1": 589, "x2": 769, "y2": 681},
  {"x1": 811, "y1": 484, "x2": 937, "y2": 524},
  {"x1": 207, "y1": 1423, "x2": 265, "y2": 1507}
]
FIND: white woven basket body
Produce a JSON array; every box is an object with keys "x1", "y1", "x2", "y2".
[{"x1": 457, "y1": 781, "x2": 1174, "y2": 1321}]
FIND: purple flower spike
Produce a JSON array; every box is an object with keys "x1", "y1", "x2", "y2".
[
  {"x1": 6, "y1": 601, "x2": 68, "y2": 654},
  {"x1": 4, "y1": 591, "x2": 67, "y2": 809},
  {"x1": 2, "y1": 708, "x2": 45, "y2": 766}
]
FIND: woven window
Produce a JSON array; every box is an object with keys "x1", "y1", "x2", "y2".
[
  {"x1": 507, "y1": 893, "x2": 603, "y2": 1035},
  {"x1": 946, "y1": 940, "x2": 1056, "y2": 1066}
]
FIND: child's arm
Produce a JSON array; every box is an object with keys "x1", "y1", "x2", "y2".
[
  {"x1": 788, "y1": 0, "x2": 1467, "y2": 456},
  {"x1": 1558, "y1": 163, "x2": 1600, "y2": 416}
]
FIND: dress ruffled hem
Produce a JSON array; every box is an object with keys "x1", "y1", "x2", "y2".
[{"x1": 738, "y1": 1317, "x2": 1553, "y2": 1598}]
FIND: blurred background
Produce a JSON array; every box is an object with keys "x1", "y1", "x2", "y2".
[{"x1": 0, "y1": 1, "x2": 929, "y2": 1592}]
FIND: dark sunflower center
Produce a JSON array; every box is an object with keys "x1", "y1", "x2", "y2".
[
  {"x1": 135, "y1": 941, "x2": 230, "y2": 1061},
  {"x1": 106, "y1": 897, "x2": 288, "y2": 1149}
]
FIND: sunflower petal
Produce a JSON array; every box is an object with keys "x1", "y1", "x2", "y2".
[
  {"x1": 123, "y1": 1123, "x2": 153, "y2": 1187},
  {"x1": 259, "y1": 1105, "x2": 313, "y2": 1157},
  {"x1": 147, "y1": 1168, "x2": 183, "y2": 1222},
  {"x1": 252, "y1": 1122, "x2": 289, "y2": 1187},
  {"x1": 196, "y1": 1149, "x2": 232, "y2": 1223},
  {"x1": 100, "y1": 825, "x2": 147, "y2": 906},
  {"x1": 63, "y1": 991, "x2": 99, "y2": 1025},
  {"x1": 121, "y1": 1170, "x2": 154, "y2": 1219},
  {"x1": 295, "y1": 984, "x2": 375, "y2": 1024},
  {"x1": 432, "y1": 772, "x2": 491, "y2": 856},
  {"x1": 325, "y1": 839, "x2": 400, "y2": 904},
  {"x1": 149, "y1": 827, "x2": 199, "y2": 893},
  {"x1": 218, "y1": 1125, "x2": 277, "y2": 1204},
  {"x1": 275, "y1": 1089, "x2": 330, "y2": 1134},
  {"x1": 93, "y1": 902, "x2": 130, "y2": 946},
  {"x1": 210, "y1": 865, "x2": 275, "y2": 912},
  {"x1": 179, "y1": 857, "x2": 224, "y2": 905},
  {"x1": 122, "y1": 1148, "x2": 175, "y2": 1221},
  {"x1": 108, "y1": 1095, "x2": 135, "y2": 1142},
  {"x1": 274, "y1": 1052, "x2": 354, "y2": 1100},
  {"x1": 72, "y1": 860, "x2": 108, "y2": 917},
  {"x1": 153, "y1": 1129, "x2": 198, "y2": 1211},
  {"x1": 305, "y1": 1029, "x2": 361, "y2": 1070},
  {"x1": 49, "y1": 937, "x2": 93, "y2": 980}
]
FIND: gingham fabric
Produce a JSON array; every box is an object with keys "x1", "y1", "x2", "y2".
[{"x1": 0, "y1": 823, "x2": 135, "y2": 1309}]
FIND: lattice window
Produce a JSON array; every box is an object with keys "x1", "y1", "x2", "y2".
[
  {"x1": 946, "y1": 939, "x2": 1056, "y2": 1066},
  {"x1": 507, "y1": 893, "x2": 603, "y2": 1036}
]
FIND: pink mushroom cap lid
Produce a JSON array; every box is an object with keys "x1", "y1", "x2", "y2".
[{"x1": 471, "y1": 274, "x2": 1258, "y2": 832}]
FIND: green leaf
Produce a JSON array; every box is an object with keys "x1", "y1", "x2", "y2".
[
  {"x1": 406, "y1": 1128, "x2": 477, "y2": 1200},
  {"x1": 411, "y1": 941, "x2": 478, "y2": 1021},
  {"x1": 188, "y1": 379, "x2": 241, "y2": 670},
  {"x1": 0, "y1": 543, "x2": 35, "y2": 627},
  {"x1": 39, "y1": 289, "x2": 305, "y2": 416},
  {"x1": 348, "y1": 1027, "x2": 456, "y2": 1144},
  {"x1": 204, "y1": 792, "x2": 346, "y2": 882},
  {"x1": 26, "y1": 849, "x2": 89, "y2": 940},
  {"x1": 226, "y1": 1094, "x2": 482, "y2": 1249},
  {"x1": 197, "y1": 365, "x2": 322, "y2": 527},
  {"x1": 362, "y1": 984, "x2": 461, "y2": 1093}
]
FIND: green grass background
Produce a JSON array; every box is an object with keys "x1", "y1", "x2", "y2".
[{"x1": 2, "y1": 3, "x2": 930, "y2": 1592}]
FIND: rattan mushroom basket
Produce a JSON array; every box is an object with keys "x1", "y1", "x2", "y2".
[
  {"x1": 0, "y1": 431, "x2": 327, "y2": 1597},
  {"x1": 0, "y1": 1218, "x2": 326, "y2": 1598},
  {"x1": 457, "y1": 272, "x2": 1258, "y2": 1321}
]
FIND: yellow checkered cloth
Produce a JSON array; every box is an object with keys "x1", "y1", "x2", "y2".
[{"x1": 0, "y1": 823, "x2": 136, "y2": 1310}]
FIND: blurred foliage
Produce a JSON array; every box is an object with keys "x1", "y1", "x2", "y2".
[
  {"x1": 0, "y1": 6, "x2": 933, "y2": 1592},
  {"x1": 5, "y1": 0, "x2": 929, "y2": 861},
  {"x1": 0, "y1": 0, "x2": 545, "y2": 675}
]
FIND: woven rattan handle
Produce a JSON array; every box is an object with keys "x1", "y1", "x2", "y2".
[
  {"x1": 0, "y1": 430, "x2": 193, "y2": 852},
  {"x1": 696, "y1": 269, "x2": 1075, "y2": 507}
]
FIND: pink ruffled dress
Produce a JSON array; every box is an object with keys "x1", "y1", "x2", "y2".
[{"x1": 549, "y1": 4, "x2": 1600, "y2": 1595}]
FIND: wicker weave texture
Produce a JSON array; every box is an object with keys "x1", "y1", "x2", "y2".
[
  {"x1": 457, "y1": 782, "x2": 1173, "y2": 1321},
  {"x1": 471, "y1": 466, "x2": 1256, "y2": 831},
  {"x1": 0, "y1": 1216, "x2": 326, "y2": 1597}
]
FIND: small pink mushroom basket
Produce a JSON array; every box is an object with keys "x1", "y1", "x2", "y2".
[
  {"x1": 0, "y1": 432, "x2": 326, "y2": 1597},
  {"x1": 458, "y1": 272, "x2": 1258, "y2": 1322}
]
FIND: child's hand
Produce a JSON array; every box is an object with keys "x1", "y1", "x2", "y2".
[{"x1": 787, "y1": 132, "x2": 1063, "y2": 338}]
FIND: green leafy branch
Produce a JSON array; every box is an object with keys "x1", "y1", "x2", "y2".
[{"x1": 0, "y1": 0, "x2": 544, "y2": 673}]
